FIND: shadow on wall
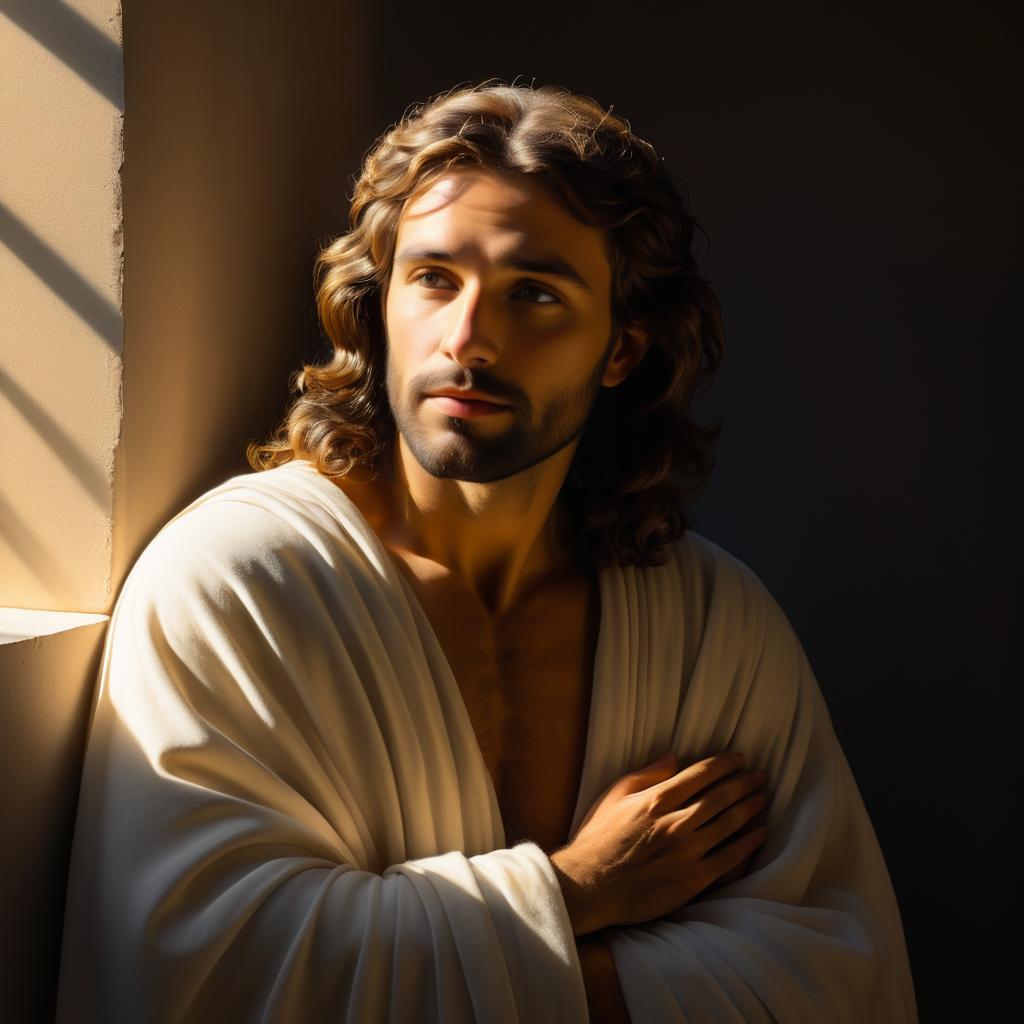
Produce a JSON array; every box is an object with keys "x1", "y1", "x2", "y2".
[
  {"x1": 0, "y1": 616, "x2": 108, "y2": 1023},
  {"x1": 114, "y1": 0, "x2": 376, "y2": 587},
  {"x1": 0, "y1": 203, "x2": 121, "y2": 351},
  {"x1": 1, "y1": 0, "x2": 124, "y2": 107}
]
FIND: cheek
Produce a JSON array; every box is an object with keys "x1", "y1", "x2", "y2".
[{"x1": 385, "y1": 299, "x2": 435, "y2": 361}]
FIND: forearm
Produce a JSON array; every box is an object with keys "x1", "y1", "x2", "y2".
[{"x1": 577, "y1": 933, "x2": 632, "y2": 1024}]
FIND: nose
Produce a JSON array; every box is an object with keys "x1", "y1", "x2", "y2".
[{"x1": 437, "y1": 281, "x2": 500, "y2": 368}]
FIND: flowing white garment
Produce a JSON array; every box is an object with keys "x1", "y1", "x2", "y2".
[{"x1": 56, "y1": 459, "x2": 917, "y2": 1022}]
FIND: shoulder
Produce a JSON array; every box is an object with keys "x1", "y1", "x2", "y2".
[
  {"x1": 667, "y1": 529, "x2": 779, "y2": 613},
  {"x1": 119, "y1": 463, "x2": 350, "y2": 623},
  {"x1": 131, "y1": 486, "x2": 301, "y2": 595},
  {"x1": 662, "y1": 529, "x2": 802, "y2": 665}
]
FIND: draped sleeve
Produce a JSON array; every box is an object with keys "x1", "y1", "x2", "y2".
[
  {"x1": 56, "y1": 497, "x2": 588, "y2": 1023},
  {"x1": 601, "y1": 538, "x2": 918, "y2": 1023}
]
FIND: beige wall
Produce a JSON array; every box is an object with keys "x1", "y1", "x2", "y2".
[
  {"x1": 1, "y1": 0, "x2": 124, "y2": 613},
  {"x1": 2, "y1": 2, "x2": 371, "y2": 1018}
]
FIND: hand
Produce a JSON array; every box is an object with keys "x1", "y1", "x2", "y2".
[{"x1": 549, "y1": 750, "x2": 768, "y2": 936}]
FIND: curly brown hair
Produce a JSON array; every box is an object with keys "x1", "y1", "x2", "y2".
[{"x1": 247, "y1": 79, "x2": 725, "y2": 573}]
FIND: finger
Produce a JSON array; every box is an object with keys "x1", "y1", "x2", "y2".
[
  {"x1": 683, "y1": 770, "x2": 766, "y2": 829},
  {"x1": 654, "y1": 751, "x2": 747, "y2": 806},
  {"x1": 702, "y1": 826, "x2": 769, "y2": 889},
  {"x1": 742, "y1": 806, "x2": 769, "y2": 831},
  {"x1": 614, "y1": 751, "x2": 680, "y2": 798},
  {"x1": 693, "y1": 791, "x2": 766, "y2": 851}
]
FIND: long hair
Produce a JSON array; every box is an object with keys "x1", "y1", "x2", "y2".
[{"x1": 248, "y1": 79, "x2": 726, "y2": 573}]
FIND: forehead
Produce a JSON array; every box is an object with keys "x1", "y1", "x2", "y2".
[{"x1": 394, "y1": 167, "x2": 611, "y2": 290}]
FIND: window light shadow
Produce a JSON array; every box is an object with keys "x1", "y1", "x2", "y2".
[
  {"x1": 0, "y1": 203, "x2": 122, "y2": 353},
  {"x1": 0, "y1": 0, "x2": 124, "y2": 111},
  {"x1": 0, "y1": 487, "x2": 64, "y2": 592},
  {"x1": 0, "y1": 365, "x2": 111, "y2": 510}
]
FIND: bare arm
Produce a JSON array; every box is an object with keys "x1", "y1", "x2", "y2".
[{"x1": 577, "y1": 933, "x2": 632, "y2": 1024}]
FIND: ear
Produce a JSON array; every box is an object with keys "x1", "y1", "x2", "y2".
[{"x1": 601, "y1": 324, "x2": 652, "y2": 388}]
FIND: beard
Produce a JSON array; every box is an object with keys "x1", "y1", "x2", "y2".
[{"x1": 385, "y1": 334, "x2": 614, "y2": 485}]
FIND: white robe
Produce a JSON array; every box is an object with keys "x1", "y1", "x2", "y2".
[{"x1": 56, "y1": 458, "x2": 917, "y2": 1022}]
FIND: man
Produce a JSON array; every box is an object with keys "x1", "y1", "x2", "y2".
[{"x1": 57, "y1": 82, "x2": 917, "y2": 1022}]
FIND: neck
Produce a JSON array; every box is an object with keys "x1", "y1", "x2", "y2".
[{"x1": 378, "y1": 432, "x2": 579, "y2": 619}]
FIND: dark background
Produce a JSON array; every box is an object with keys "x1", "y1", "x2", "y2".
[
  {"x1": 118, "y1": 0, "x2": 1016, "y2": 1018},
  {"x1": 354, "y1": 2, "x2": 1015, "y2": 1016}
]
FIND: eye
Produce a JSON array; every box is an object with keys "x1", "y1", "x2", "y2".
[
  {"x1": 411, "y1": 271, "x2": 561, "y2": 305},
  {"x1": 514, "y1": 282, "x2": 561, "y2": 305},
  {"x1": 413, "y1": 270, "x2": 455, "y2": 290}
]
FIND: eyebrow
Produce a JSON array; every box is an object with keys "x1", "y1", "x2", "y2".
[{"x1": 393, "y1": 246, "x2": 593, "y2": 293}]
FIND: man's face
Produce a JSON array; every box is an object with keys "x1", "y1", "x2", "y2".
[{"x1": 382, "y1": 166, "x2": 620, "y2": 484}]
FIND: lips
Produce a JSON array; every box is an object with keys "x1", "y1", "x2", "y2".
[
  {"x1": 426, "y1": 390, "x2": 508, "y2": 406},
  {"x1": 425, "y1": 393, "x2": 511, "y2": 419}
]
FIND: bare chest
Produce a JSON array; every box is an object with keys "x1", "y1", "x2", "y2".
[{"x1": 399, "y1": 564, "x2": 601, "y2": 853}]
